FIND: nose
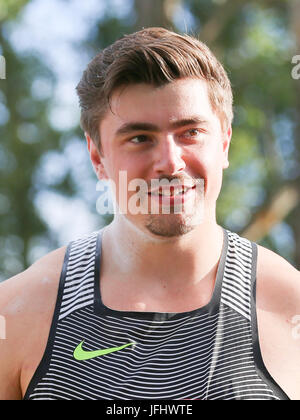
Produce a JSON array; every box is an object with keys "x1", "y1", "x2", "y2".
[{"x1": 152, "y1": 136, "x2": 186, "y2": 176}]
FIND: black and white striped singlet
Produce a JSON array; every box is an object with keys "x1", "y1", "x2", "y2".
[{"x1": 24, "y1": 228, "x2": 289, "y2": 400}]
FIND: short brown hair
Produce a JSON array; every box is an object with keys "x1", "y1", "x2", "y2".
[{"x1": 76, "y1": 27, "x2": 233, "y2": 148}]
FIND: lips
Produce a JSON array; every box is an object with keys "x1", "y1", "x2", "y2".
[
  {"x1": 148, "y1": 180, "x2": 196, "y2": 197},
  {"x1": 148, "y1": 185, "x2": 195, "y2": 197},
  {"x1": 146, "y1": 184, "x2": 197, "y2": 210}
]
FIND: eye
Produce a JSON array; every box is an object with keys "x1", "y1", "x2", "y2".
[
  {"x1": 179, "y1": 128, "x2": 207, "y2": 143},
  {"x1": 129, "y1": 135, "x2": 149, "y2": 144},
  {"x1": 183, "y1": 128, "x2": 203, "y2": 138}
]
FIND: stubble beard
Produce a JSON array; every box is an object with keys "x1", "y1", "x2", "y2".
[
  {"x1": 144, "y1": 191, "x2": 204, "y2": 238},
  {"x1": 114, "y1": 176, "x2": 205, "y2": 238},
  {"x1": 145, "y1": 213, "x2": 196, "y2": 237}
]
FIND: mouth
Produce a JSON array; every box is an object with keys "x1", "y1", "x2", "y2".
[
  {"x1": 148, "y1": 185, "x2": 196, "y2": 197},
  {"x1": 147, "y1": 184, "x2": 197, "y2": 210}
]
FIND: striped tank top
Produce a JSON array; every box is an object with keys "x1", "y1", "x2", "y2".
[{"x1": 24, "y1": 228, "x2": 289, "y2": 400}]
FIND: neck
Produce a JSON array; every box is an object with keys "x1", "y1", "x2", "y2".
[{"x1": 103, "y1": 215, "x2": 224, "y2": 289}]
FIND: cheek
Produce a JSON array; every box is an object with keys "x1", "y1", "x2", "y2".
[
  {"x1": 107, "y1": 156, "x2": 149, "y2": 197},
  {"x1": 184, "y1": 148, "x2": 212, "y2": 179},
  {"x1": 186, "y1": 145, "x2": 225, "y2": 193},
  {"x1": 200, "y1": 142, "x2": 226, "y2": 171},
  {"x1": 204, "y1": 148, "x2": 225, "y2": 182}
]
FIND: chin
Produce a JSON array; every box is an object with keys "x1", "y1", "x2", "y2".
[{"x1": 144, "y1": 214, "x2": 200, "y2": 238}]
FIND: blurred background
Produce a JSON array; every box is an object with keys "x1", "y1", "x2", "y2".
[{"x1": 0, "y1": 0, "x2": 299, "y2": 281}]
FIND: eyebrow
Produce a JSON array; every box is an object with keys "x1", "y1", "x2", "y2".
[{"x1": 115, "y1": 117, "x2": 209, "y2": 137}]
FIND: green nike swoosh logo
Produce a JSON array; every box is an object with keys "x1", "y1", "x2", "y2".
[{"x1": 73, "y1": 340, "x2": 135, "y2": 361}]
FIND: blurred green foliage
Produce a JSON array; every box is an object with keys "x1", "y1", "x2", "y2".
[
  {"x1": 0, "y1": 0, "x2": 299, "y2": 281},
  {"x1": 0, "y1": 0, "x2": 28, "y2": 21}
]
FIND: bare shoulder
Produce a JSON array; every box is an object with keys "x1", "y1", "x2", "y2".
[
  {"x1": 0, "y1": 246, "x2": 67, "y2": 400},
  {"x1": 0, "y1": 245, "x2": 67, "y2": 316},
  {"x1": 256, "y1": 244, "x2": 300, "y2": 400},
  {"x1": 256, "y1": 244, "x2": 300, "y2": 316}
]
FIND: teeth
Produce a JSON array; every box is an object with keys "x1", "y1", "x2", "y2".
[{"x1": 151, "y1": 187, "x2": 189, "y2": 196}]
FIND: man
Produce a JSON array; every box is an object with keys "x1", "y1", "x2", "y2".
[{"x1": 0, "y1": 28, "x2": 299, "y2": 400}]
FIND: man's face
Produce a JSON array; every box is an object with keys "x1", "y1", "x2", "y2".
[{"x1": 91, "y1": 78, "x2": 231, "y2": 238}]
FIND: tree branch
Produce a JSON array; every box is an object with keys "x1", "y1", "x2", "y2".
[{"x1": 241, "y1": 183, "x2": 299, "y2": 242}]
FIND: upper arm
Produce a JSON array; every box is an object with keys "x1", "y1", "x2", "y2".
[
  {"x1": 0, "y1": 277, "x2": 24, "y2": 399},
  {"x1": 256, "y1": 245, "x2": 300, "y2": 399},
  {"x1": 0, "y1": 344, "x2": 22, "y2": 400},
  {"x1": 0, "y1": 246, "x2": 66, "y2": 400}
]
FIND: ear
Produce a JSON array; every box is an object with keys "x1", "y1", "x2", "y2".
[
  {"x1": 85, "y1": 133, "x2": 109, "y2": 180},
  {"x1": 222, "y1": 125, "x2": 232, "y2": 169}
]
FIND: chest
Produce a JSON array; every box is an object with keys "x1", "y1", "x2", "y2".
[
  {"x1": 99, "y1": 271, "x2": 216, "y2": 313},
  {"x1": 23, "y1": 303, "x2": 285, "y2": 400}
]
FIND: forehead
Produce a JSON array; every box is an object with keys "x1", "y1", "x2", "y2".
[{"x1": 100, "y1": 78, "x2": 220, "y2": 134}]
